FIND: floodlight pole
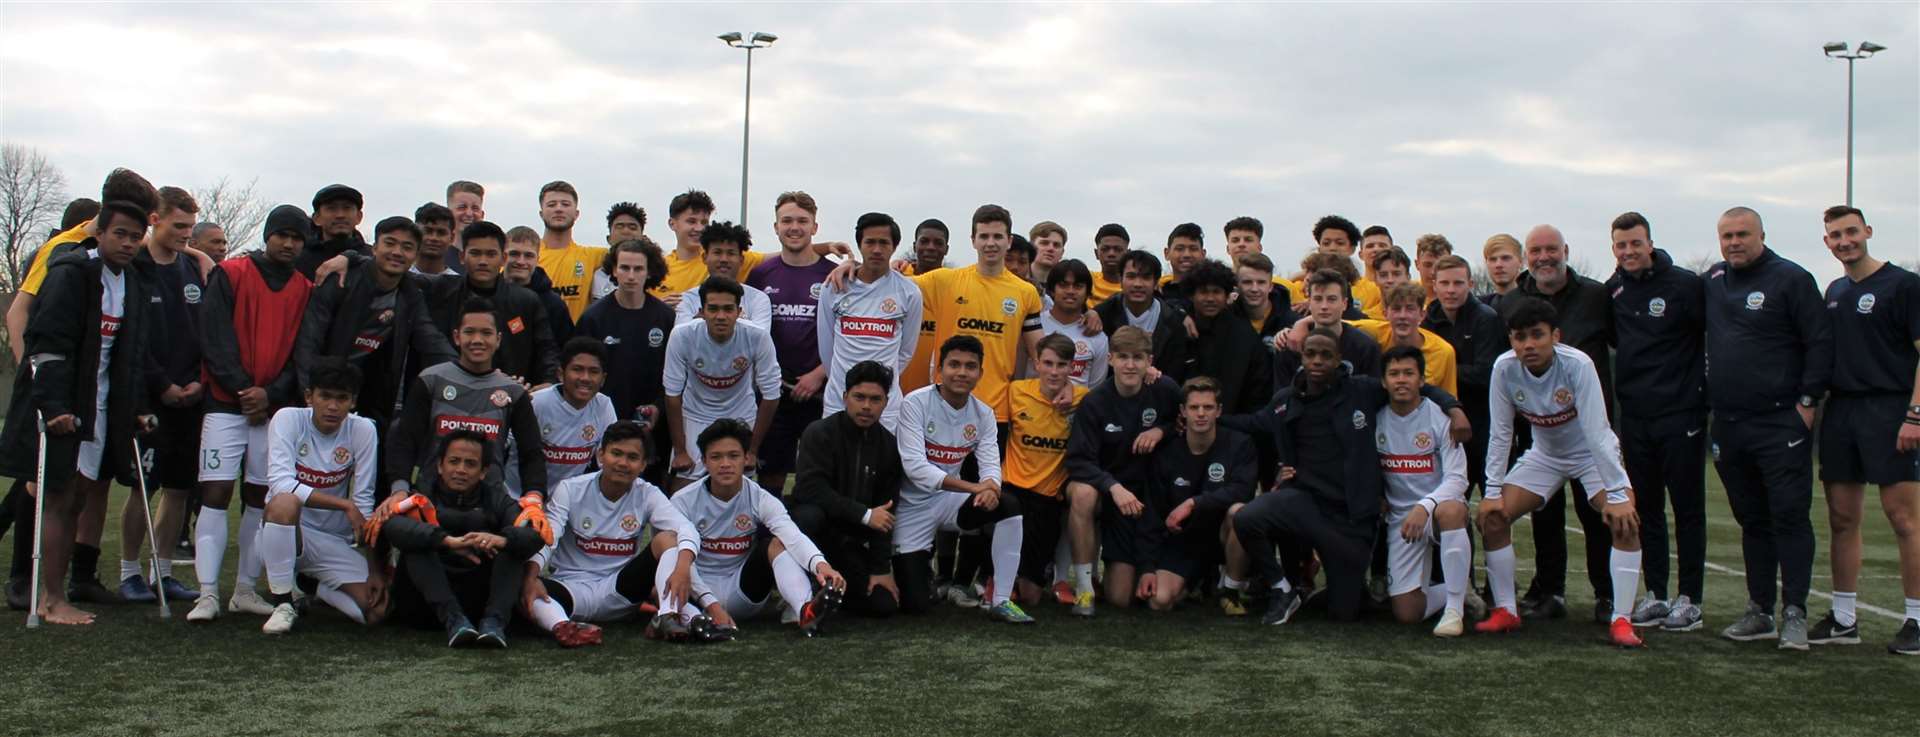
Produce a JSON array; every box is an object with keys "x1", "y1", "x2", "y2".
[
  {"x1": 722, "y1": 32, "x2": 776, "y2": 224},
  {"x1": 1823, "y1": 42, "x2": 1884, "y2": 206}
]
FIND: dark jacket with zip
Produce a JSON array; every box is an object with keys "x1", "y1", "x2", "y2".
[
  {"x1": 1191, "y1": 310, "x2": 1271, "y2": 415},
  {"x1": 1606, "y1": 248, "x2": 1706, "y2": 422},
  {"x1": 1703, "y1": 248, "x2": 1832, "y2": 420},
  {"x1": 1423, "y1": 296, "x2": 1507, "y2": 432},
  {"x1": 789, "y1": 411, "x2": 902, "y2": 575},
  {"x1": 1095, "y1": 296, "x2": 1194, "y2": 384},
  {"x1": 420, "y1": 273, "x2": 559, "y2": 385},
  {"x1": 292, "y1": 260, "x2": 454, "y2": 404},
  {"x1": 0, "y1": 246, "x2": 157, "y2": 489},
  {"x1": 381, "y1": 477, "x2": 544, "y2": 569},
  {"x1": 1222, "y1": 371, "x2": 1460, "y2": 524}
]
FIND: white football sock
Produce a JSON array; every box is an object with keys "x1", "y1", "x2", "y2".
[
  {"x1": 1487, "y1": 545, "x2": 1517, "y2": 611},
  {"x1": 1072, "y1": 563, "x2": 1094, "y2": 596},
  {"x1": 1610, "y1": 548, "x2": 1641, "y2": 621},
  {"x1": 1440, "y1": 528, "x2": 1469, "y2": 613},
  {"x1": 529, "y1": 596, "x2": 568, "y2": 631},
  {"x1": 1423, "y1": 585, "x2": 1448, "y2": 618},
  {"x1": 1832, "y1": 591, "x2": 1857, "y2": 627},
  {"x1": 120, "y1": 559, "x2": 143, "y2": 581},
  {"x1": 1905, "y1": 597, "x2": 1920, "y2": 624},
  {"x1": 1220, "y1": 572, "x2": 1246, "y2": 591},
  {"x1": 654, "y1": 555, "x2": 682, "y2": 614},
  {"x1": 990, "y1": 516, "x2": 1023, "y2": 607},
  {"x1": 1052, "y1": 536, "x2": 1072, "y2": 585},
  {"x1": 316, "y1": 585, "x2": 364, "y2": 623},
  {"x1": 772, "y1": 551, "x2": 814, "y2": 618},
  {"x1": 259, "y1": 522, "x2": 298, "y2": 596},
  {"x1": 235, "y1": 505, "x2": 264, "y2": 589},
  {"x1": 193, "y1": 506, "x2": 229, "y2": 596}
]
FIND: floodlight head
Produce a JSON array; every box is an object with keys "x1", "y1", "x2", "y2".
[
  {"x1": 1859, "y1": 41, "x2": 1886, "y2": 54},
  {"x1": 719, "y1": 32, "x2": 744, "y2": 45},
  {"x1": 752, "y1": 32, "x2": 779, "y2": 45},
  {"x1": 1823, "y1": 41, "x2": 1848, "y2": 55}
]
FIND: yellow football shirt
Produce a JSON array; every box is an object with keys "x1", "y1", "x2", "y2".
[
  {"x1": 20, "y1": 220, "x2": 92, "y2": 296},
  {"x1": 538, "y1": 242, "x2": 609, "y2": 321},
  {"x1": 1352, "y1": 278, "x2": 1385, "y2": 319},
  {"x1": 653, "y1": 247, "x2": 767, "y2": 299},
  {"x1": 1090, "y1": 272, "x2": 1122, "y2": 305},
  {"x1": 1002, "y1": 379, "x2": 1087, "y2": 494},
  {"x1": 914, "y1": 265, "x2": 1044, "y2": 421},
  {"x1": 1346, "y1": 319, "x2": 1458, "y2": 395}
]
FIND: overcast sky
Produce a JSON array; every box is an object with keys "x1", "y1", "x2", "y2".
[{"x1": 3, "y1": 2, "x2": 1914, "y2": 285}]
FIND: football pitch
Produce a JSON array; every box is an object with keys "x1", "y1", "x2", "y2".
[{"x1": 0, "y1": 476, "x2": 1912, "y2": 737}]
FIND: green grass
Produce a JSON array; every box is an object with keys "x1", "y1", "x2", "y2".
[{"x1": 0, "y1": 476, "x2": 1913, "y2": 737}]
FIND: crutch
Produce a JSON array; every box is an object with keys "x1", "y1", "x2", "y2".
[
  {"x1": 25, "y1": 409, "x2": 47, "y2": 628},
  {"x1": 131, "y1": 427, "x2": 170, "y2": 619}
]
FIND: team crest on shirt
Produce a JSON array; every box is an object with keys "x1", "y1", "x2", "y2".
[
  {"x1": 582, "y1": 425, "x2": 597, "y2": 441},
  {"x1": 1415, "y1": 431, "x2": 1433, "y2": 450},
  {"x1": 694, "y1": 358, "x2": 706, "y2": 370},
  {"x1": 734, "y1": 513, "x2": 753, "y2": 532},
  {"x1": 1141, "y1": 408, "x2": 1157, "y2": 426},
  {"x1": 926, "y1": 420, "x2": 937, "y2": 436},
  {"x1": 1514, "y1": 390, "x2": 1527, "y2": 404},
  {"x1": 1207, "y1": 463, "x2": 1225, "y2": 483},
  {"x1": 542, "y1": 423, "x2": 554, "y2": 436},
  {"x1": 621, "y1": 514, "x2": 639, "y2": 532},
  {"x1": 1017, "y1": 410, "x2": 1032, "y2": 422},
  {"x1": 648, "y1": 327, "x2": 664, "y2": 347},
  {"x1": 1001, "y1": 297, "x2": 1017, "y2": 315},
  {"x1": 1377, "y1": 432, "x2": 1388, "y2": 448},
  {"x1": 1648, "y1": 297, "x2": 1666, "y2": 317},
  {"x1": 731, "y1": 356, "x2": 749, "y2": 372},
  {"x1": 963, "y1": 424, "x2": 977, "y2": 441},
  {"x1": 183, "y1": 285, "x2": 201, "y2": 304},
  {"x1": 604, "y1": 336, "x2": 621, "y2": 346},
  {"x1": 490, "y1": 390, "x2": 512, "y2": 407},
  {"x1": 1858, "y1": 293, "x2": 1876, "y2": 314},
  {"x1": 442, "y1": 385, "x2": 457, "y2": 401},
  {"x1": 881, "y1": 298, "x2": 898, "y2": 314},
  {"x1": 297, "y1": 442, "x2": 310, "y2": 458},
  {"x1": 1352, "y1": 410, "x2": 1367, "y2": 429},
  {"x1": 377, "y1": 309, "x2": 393, "y2": 324},
  {"x1": 574, "y1": 263, "x2": 586, "y2": 277},
  {"x1": 581, "y1": 516, "x2": 593, "y2": 530},
  {"x1": 1710, "y1": 443, "x2": 1721, "y2": 461},
  {"x1": 809, "y1": 283, "x2": 824, "y2": 300},
  {"x1": 1745, "y1": 291, "x2": 1766, "y2": 310},
  {"x1": 332, "y1": 447, "x2": 350, "y2": 464},
  {"x1": 1553, "y1": 388, "x2": 1572, "y2": 407}
]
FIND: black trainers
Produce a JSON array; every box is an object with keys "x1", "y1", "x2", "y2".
[
  {"x1": 5, "y1": 577, "x2": 28, "y2": 611},
  {"x1": 1592, "y1": 598, "x2": 1613, "y2": 626},
  {"x1": 1520, "y1": 593, "x2": 1567, "y2": 621},
  {"x1": 1261, "y1": 587, "x2": 1302, "y2": 626},
  {"x1": 1807, "y1": 611, "x2": 1861, "y2": 646},
  {"x1": 475, "y1": 616, "x2": 508, "y2": 649},
  {"x1": 444, "y1": 610, "x2": 480, "y2": 648},
  {"x1": 67, "y1": 577, "x2": 123, "y2": 605},
  {"x1": 1886, "y1": 618, "x2": 1918, "y2": 656}
]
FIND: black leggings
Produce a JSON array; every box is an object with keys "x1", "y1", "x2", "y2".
[
  {"x1": 394, "y1": 550, "x2": 527, "y2": 627},
  {"x1": 1234, "y1": 488, "x2": 1375, "y2": 621}
]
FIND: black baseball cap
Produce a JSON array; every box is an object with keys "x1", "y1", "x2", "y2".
[{"x1": 312, "y1": 184, "x2": 364, "y2": 209}]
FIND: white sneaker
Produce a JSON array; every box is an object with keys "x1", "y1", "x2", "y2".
[
  {"x1": 186, "y1": 593, "x2": 221, "y2": 623},
  {"x1": 230, "y1": 588, "x2": 275, "y2": 616},
  {"x1": 1434, "y1": 608, "x2": 1465, "y2": 638},
  {"x1": 262, "y1": 602, "x2": 298, "y2": 635}
]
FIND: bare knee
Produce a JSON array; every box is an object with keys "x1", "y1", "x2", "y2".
[
  {"x1": 263, "y1": 494, "x2": 301, "y2": 525},
  {"x1": 1883, "y1": 486, "x2": 1920, "y2": 539},
  {"x1": 1433, "y1": 501, "x2": 1468, "y2": 530},
  {"x1": 1067, "y1": 482, "x2": 1097, "y2": 513},
  {"x1": 650, "y1": 532, "x2": 678, "y2": 556},
  {"x1": 1390, "y1": 596, "x2": 1424, "y2": 624}
]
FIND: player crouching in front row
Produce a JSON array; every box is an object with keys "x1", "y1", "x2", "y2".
[
  {"x1": 672, "y1": 419, "x2": 847, "y2": 638},
  {"x1": 372, "y1": 429, "x2": 545, "y2": 648},
  {"x1": 256, "y1": 358, "x2": 386, "y2": 634},
  {"x1": 520, "y1": 421, "x2": 702, "y2": 647},
  {"x1": 1375, "y1": 346, "x2": 1474, "y2": 636}
]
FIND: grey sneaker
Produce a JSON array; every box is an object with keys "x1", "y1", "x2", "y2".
[
  {"x1": 1889, "y1": 618, "x2": 1919, "y2": 656},
  {"x1": 1629, "y1": 595, "x2": 1670, "y2": 628},
  {"x1": 1660, "y1": 595, "x2": 1703, "y2": 632},
  {"x1": 1778, "y1": 606, "x2": 1809, "y2": 651},
  {"x1": 1721, "y1": 602, "x2": 1777, "y2": 641}
]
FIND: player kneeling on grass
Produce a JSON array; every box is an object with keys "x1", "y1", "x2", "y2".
[
  {"x1": 1375, "y1": 346, "x2": 1473, "y2": 636},
  {"x1": 520, "y1": 421, "x2": 701, "y2": 647},
  {"x1": 671, "y1": 419, "x2": 847, "y2": 638},
  {"x1": 789, "y1": 361, "x2": 906, "y2": 619},
  {"x1": 1140, "y1": 377, "x2": 1255, "y2": 614},
  {"x1": 373, "y1": 430, "x2": 544, "y2": 648},
  {"x1": 1063, "y1": 326, "x2": 1179, "y2": 612},
  {"x1": 891, "y1": 336, "x2": 1034, "y2": 623},
  {"x1": 1475, "y1": 297, "x2": 1644, "y2": 648},
  {"x1": 256, "y1": 357, "x2": 385, "y2": 634},
  {"x1": 1005, "y1": 335, "x2": 1091, "y2": 612}
]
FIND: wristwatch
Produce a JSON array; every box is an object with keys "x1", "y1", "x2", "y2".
[{"x1": 1908, "y1": 403, "x2": 1920, "y2": 416}]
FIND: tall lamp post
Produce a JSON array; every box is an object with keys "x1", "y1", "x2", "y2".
[
  {"x1": 720, "y1": 31, "x2": 777, "y2": 225},
  {"x1": 1821, "y1": 41, "x2": 1886, "y2": 206}
]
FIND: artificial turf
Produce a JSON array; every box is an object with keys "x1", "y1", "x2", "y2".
[{"x1": 0, "y1": 478, "x2": 1912, "y2": 737}]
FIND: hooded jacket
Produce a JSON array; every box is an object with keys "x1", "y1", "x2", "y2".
[
  {"x1": 420, "y1": 272, "x2": 558, "y2": 385},
  {"x1": 0, "y1": 246, "x2": 157, "y2": 489},
  {"x1": 1191, "y1": 310, "x2": 1271, "y2": 414},
  {"x1": 1606, "y1": 248, "x2": 1706, "y2": 422},
  {"x1": 200, "y1": 251, "x2": 311, "y2": 412},
  {"x1": 292, "y1": 259, "x2": 455, "y2": 406}
]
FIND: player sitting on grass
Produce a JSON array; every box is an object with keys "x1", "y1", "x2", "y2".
[
  {"x1": 671, "y1": 419, "x2": 847, "y2": 638},
  {"x1": 256, "y1": 357, "x2": 384, "y2": 634},
  {"x1": 375, "y1": 430, "x2": 544, "y2": 649},
  {"x1": 1476, "y1": 297, "x2": 1645, "y2": 648},
  {"x1": 1375, "y1": 346, "x2": 1474, "y2": 636},
  {"x1": 521, "y1": 421, "x2": 701, "y2": 646},
  {"x1": 1141, "y1": 377, "x2": 1256, "y2": 614}
]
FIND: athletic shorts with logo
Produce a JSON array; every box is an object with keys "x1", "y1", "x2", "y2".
[{"x1": 199, "y1": 411, "x2": 270, "y2": 485}]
